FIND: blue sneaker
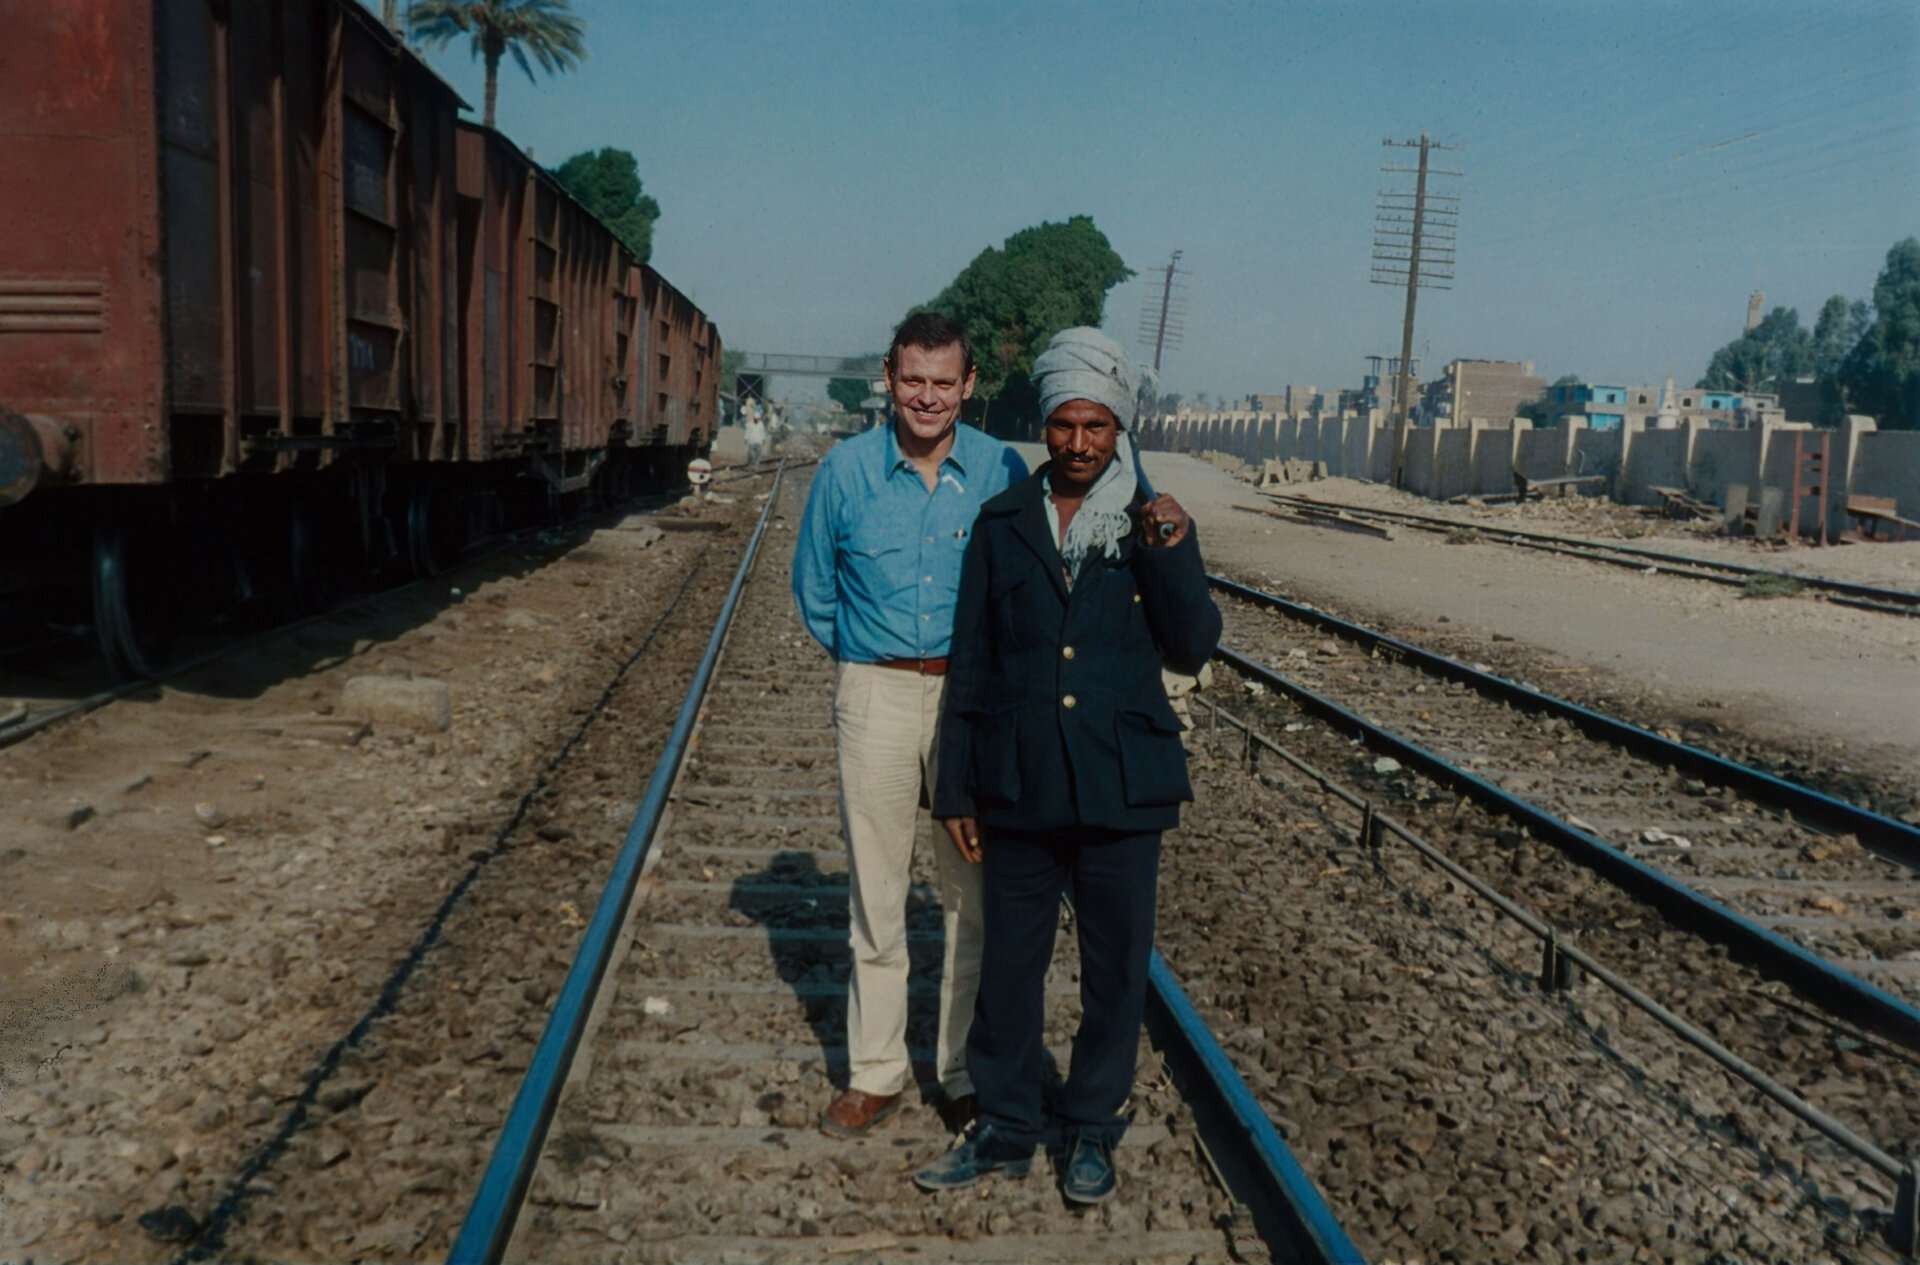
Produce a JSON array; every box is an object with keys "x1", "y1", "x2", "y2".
[
  {"x1": 1060, "y1": 1132, "x2": 1118, "y2": 1205},
  {"x1": 913, "y1": 1123, "x2": 1034, "y2": 1192}
]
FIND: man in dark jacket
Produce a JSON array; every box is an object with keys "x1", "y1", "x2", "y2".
[{"x1": 915, "y1": 328, "x2": 1221, "y2": 1204}]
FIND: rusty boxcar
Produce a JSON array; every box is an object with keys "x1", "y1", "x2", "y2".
[{"x1": 0, "y1": 0, "x2": 720, "y2": 678}]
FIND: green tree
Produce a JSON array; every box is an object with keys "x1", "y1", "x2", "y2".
[
  {"x1": 1156, "y1": 391, "x2": 1183, "y2": 414},
  {"x1": 553, "y1": 148, "x2": 660, "y2": 261},
  {"x1": 409, "y1": 0, "x2": 585, "y2": 129},
  {"x1": 911, "y1": 216, "x2": 1133, "y2": 437},
  {"x1": 1813, "y1": 295, "x2": 1870, "y2": 378},
  {"x1": 1811, "y1": 293, "x2": 1871, "y2": 424},
  {"x1": 720, "y1": 348, "x2": 744, "y2": 400},
  {"x1": 827, "y1": 356, "x2": 881, "y2": 415},
  {"x1": 1698, "y1": 306, "x2": 1813, "y2": 395},
  {"x1": 1840, "y1": 238, "x2": 1920, "y2": 430}
]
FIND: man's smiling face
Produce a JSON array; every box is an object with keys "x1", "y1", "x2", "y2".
[{"x1": 885, "y1": 341, "x2": 976, "y2": 448}]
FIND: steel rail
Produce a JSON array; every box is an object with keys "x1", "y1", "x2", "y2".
[
  {"x1": 1143, "y1": 949, "x2": 1368, "y2": 1264},
  {"x1": 1211, "y1": 574, "x2": 1920, "y2": 865},
  {"x1": 1212, "y1": 644, "x2": 1920, "y2": 1055},
  {"x1": 1259, "y1": 491, "x2": 1920, "y2": 613},
  {"x1": 1195, "y1": 696, "x2": 1920, "y2": 1250},
  {"x1": 448, "y1": 462, "x2": 789, "y2": 1265}
]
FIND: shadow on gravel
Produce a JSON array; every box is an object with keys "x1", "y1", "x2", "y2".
[
  {"x1": 0, "y1": 500, "x2": 697, "y2": 707},
  {"x1": 729, "y1": 849, "x2": 946, "y2": 1091}
]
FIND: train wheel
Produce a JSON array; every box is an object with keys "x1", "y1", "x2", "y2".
[
  {"x1": 288, "y1": 490, "x2": 343, "y2": 615},
  {"x1": 404, "y1": 469, "x2": 477, "y2": 580},
  {"x1": 404, "y1": 475, "x2": 447, "y2": 578},
  {"x1": 602, "y1": 451, "x2": 635, "y2": 506},
  {"x1": 92, "y1": 514, "x2": 177, "y2": 682}
]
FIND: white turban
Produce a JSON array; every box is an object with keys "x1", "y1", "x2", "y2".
[
  {"x1": 1034, "y1": 327, "x2": 1146, "y2": 430},
  {"x1": 1032, "y1": 327, "x2": 1162, "y2": 580}
]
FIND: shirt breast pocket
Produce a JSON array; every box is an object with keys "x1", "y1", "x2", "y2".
[{"x1": 843, "y1": 528, "x2": 908, "y2": 595}]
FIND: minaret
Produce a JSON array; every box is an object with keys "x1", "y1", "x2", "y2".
[{"x1": 1745, "y1": 291, "x2": 1765, "y2": 331}]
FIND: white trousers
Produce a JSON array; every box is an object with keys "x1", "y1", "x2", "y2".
[{"x1": 833, "y1": 662, "x2": 983, "y2": 1097}]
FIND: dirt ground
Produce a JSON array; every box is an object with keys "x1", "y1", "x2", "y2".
[
  {"x1": 1096, "y1": 448, "x2": 1920, "y2": 804},
  {"x1": 0, "y1": 488, "x2": 764, "y2": 1259}
]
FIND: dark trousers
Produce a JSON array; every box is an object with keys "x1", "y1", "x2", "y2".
[{"x1": 966, "y1": 825, "x2": 1161, "y2": 1152}]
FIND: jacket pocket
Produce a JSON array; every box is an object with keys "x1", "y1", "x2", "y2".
[
  {"x1": 1114, "y1": 710, "x2": 1192, "y2": 807},
  {"x1": 970, "y1": 710, "x2": 1023, "y2": 807}
]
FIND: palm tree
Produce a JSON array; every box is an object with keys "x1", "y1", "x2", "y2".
[{"x1": 407, "y1": 0, "x2": 586, "y2": 130}]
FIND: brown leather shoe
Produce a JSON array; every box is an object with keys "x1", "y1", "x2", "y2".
[{"x1": 819, "y1": 1088, "x2": 903, "y2": 1139}]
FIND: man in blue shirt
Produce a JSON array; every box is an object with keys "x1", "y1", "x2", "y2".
[{"x1": 792, "y1": 313, "x2": 1027, "y2": 1139}]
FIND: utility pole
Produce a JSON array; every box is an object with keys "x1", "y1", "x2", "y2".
[
  {"x1": 1372, "y1": 134, "x2": 1461, "y2": 488},
  {"x1": 1138, "y1": 250, "x2": 1187, "y2": 374}
]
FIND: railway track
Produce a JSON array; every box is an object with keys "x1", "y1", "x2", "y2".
[
  {"x1": 1210, "y1": 577, "x2": 1920, "y2": 1018},
  {"x1": 1159, "y1": 706, "x2": 1914, "y2": 1262},
  {"x1": 20, "y1": 462, "x2": 1902, "y2": 1262},
  {"x1": 1258, "y1": 490, "x2": 1920, "y2": 617},
  {"x1": 0, "y1": 463, "x2": 818, "y2": 1260},
  {"x1": 451, "y1": 465, "x2": 1357, "y2": 1264},
  {"x1": 1163, "y1": 576, "x2": 1920, "y2": 1258},
  {"x1": 442, "y1": 469, "x2": 1920, "y2": 1263}
]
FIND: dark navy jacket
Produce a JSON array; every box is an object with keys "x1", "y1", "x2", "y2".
[{"x1": 933, "y1": 468, "x2": 1223, "y2": 835}]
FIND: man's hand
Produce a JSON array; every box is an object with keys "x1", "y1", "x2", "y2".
[
  {"x1": 1139, "y1": 494, "x2": 1191, "y2": 547},
  {"x1": 941, "y1": 816, "x2": 983, "y2": 865}
]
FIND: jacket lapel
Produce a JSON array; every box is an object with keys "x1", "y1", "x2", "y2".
[{"x1": 1004, "y1": 475, "x2": 1070, "y2": 605}]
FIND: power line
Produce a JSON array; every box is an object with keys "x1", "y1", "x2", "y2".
[
  {"x1": 1137, "y1": 250, "x2": 1189, "y2": 374},
  {"x1": 1372, "y1": 134, "x2": 1463, "y2": 489}
]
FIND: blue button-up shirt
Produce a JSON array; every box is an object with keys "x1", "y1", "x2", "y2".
[{"x1": 793, "y1": 421, "x2": 1027, "y2": 662}]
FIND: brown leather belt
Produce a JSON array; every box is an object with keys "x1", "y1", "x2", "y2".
[{"x1": 874, "y1": 657, "x2": 949, "y2": 676}]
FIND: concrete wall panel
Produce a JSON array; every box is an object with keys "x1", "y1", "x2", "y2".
[
  {"x1": 1435, "y1": 427, "x2": 1474, "y2": 500},
  {"x1": 1851, "y1": 431, "x2": 1920, "y2": 521},
  {"x1": 1370, "y1": 426, "x2": 1393, "y2": 482},
  {"x1": 1572, "y1": 428, "x2": 1622, "y2": 490},
  {"x1": 1516, "y1": 429, "x2": 1566, "y2": 481},
  {"x1": 1624, "y1": 428, "x2": 1687, "y2": 503},
  {"x1": 1688, "y1": 430, "x2": 1760, "y2": 506},
  {"x1": 1343, "y1": 418, "x2": 1370, "y2": 479},
  {"x1": 1471, "y1": 426, "x2": 1514, "y2": 494},
  {"x1": 1402, "y1": 428, "x2": 1436, "y2": 496}
]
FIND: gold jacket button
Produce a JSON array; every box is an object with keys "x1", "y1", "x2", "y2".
[
  {"x1": 1062, "y1": 694, "x2": 1077, "y2": 709},
  {"x1": 1133, "y1": 593, "x2": 1142, "y2": 603},
  {"x1": 1061, "y1": 645, "x2": 1075, "y2": 660}
]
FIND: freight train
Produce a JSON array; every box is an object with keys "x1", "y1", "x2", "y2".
[{"x1": 0, "y1": 0, "x2": 721, "y2": 678}]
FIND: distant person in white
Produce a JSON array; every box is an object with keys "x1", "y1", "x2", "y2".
[{"x1": 742, "y1": 414, "x2": 767, "y2": 471}]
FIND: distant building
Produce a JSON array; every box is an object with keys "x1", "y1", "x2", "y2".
[
  {"x1": 1244, "y1": 393, "x2": 1288, "y2": 414},
  {"x1": 1539, "y1": 382, "x2": 1641, "y2": 431},
  {"x1": 1540, "y1": 378, "x2": 1787, "y2": 431},
  {"x1": 1360, "y1": 354, "x2": 1419, "y2": 422},
  {"x1": 1417, "y1": 359, "x2": 1545, "y2": 427},
  {"x1": 1666, "y1": 384, "x2": 1781, "y2": 429}
]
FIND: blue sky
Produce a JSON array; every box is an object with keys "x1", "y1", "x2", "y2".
[{"x1": 397, "y1": 1, "x2": 1918, "y2": 403}]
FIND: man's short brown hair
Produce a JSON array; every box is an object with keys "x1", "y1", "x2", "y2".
[{"x1": 887, "y1": 311, "x2": 974, "y2": 379}]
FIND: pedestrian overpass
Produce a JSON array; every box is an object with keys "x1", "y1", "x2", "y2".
[{"x1": 733, "y1": 352, "x2": 883, "y2": 379}]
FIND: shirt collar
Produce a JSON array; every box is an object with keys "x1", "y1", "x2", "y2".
[{"x1": 886, "y1": 417, "x2": 969, "y2": 477}]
